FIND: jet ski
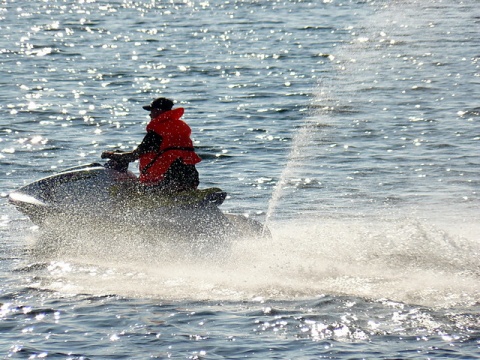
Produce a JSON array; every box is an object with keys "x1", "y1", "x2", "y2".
[{"x1": 8, "y1": 160, "x2": 267, "y2": 249}]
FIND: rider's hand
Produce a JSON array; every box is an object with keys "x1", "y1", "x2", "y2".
[{"x1": 101, "y1": 151, "x2": 114, "y2": 159}]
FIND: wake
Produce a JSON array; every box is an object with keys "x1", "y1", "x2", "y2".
[{"x1": 23, "y1": 209, "x2": 480, "y2": 308}]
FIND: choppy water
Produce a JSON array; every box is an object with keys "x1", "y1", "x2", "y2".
[{"x1": 1, "y1": 0, "x2": 479, "y2": 358}]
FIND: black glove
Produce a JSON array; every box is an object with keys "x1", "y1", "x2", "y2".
[{"x1": 101, "y1": 151, "x2": 114, "y2": 159}]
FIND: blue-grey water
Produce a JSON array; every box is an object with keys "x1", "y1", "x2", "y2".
[{"x1": 1, "y1": 0, "x2": 479, "y2": 358}]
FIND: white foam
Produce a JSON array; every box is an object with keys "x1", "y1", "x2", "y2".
[{"x1": 29, "y1": 208, "x2": 480, "y2": 308}]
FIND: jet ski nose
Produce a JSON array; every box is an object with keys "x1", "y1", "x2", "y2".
[
  {"x1": 8, "y1": 191, "x2": 47, "y2": 207},
  {"x1": 8, "y1": 191, "x2": 50, "y2": 225}
]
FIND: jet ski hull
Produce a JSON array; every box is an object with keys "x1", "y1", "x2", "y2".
[{"x1": 9, "y1": 163, "x2": 267, "y2": 245}]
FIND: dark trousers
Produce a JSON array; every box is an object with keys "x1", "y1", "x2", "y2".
[{"x1": 160, "y1": 158, "x2": 199, "y2": 192}]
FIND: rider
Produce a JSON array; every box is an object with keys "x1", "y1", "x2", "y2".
[{"x1": 101, "y1": 97, "x2": 202, "y2": 192}]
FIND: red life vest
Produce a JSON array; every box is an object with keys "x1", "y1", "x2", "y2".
[{"x1": 139, "y1": 108, "x2": 201, "y2": 185}]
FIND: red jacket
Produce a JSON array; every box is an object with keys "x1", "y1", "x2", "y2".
[{"x1": 139, "y1": 108, "x2": 201, "y2": 185}]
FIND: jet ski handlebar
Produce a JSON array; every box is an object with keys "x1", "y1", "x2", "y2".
[{"x1": 103, "y1": 158, "x2": 130, "y2": 173}]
